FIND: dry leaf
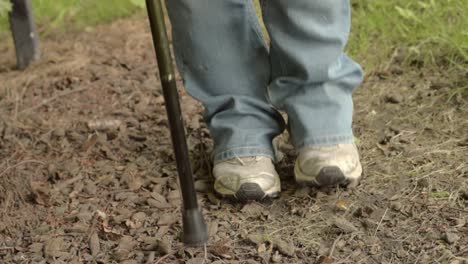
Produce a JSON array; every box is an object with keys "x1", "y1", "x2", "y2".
[
  {"x1": 82, "y1": 133, "x2": 99, "y2": 152},
  {"x1": 333, "y1": 217, "x2": 358, "y2": 233},
  {"x1": 125, "y1": 212, "x2": 146, "y2": 229},
  {"x1": 209, "y1": 239, "x2": 231, "y2": 258},
  {"x1": 147, "y1": 198, "x2": 172, "y2": 209},
  {"x1": 150, "y1": 192, "x2": 170, "y2": 204},
  {"x1": 44, "y1": 237, "x2": 66, "y2": 258},
  {"x1": 157, "y1": 237, "x2": 171, "y2": 254},
  {"x1": 114, "y1": 236, "x2": 136, "y2": 260},
  {"x1": 89, "y1": 233, "x2": 100, "y2": 257},
  {"x1": 157, "y1": 214, "x2": 177, "y2": 226},
  {"x1": 30, "y1": 181, "x2": 51, "y2": 206}
]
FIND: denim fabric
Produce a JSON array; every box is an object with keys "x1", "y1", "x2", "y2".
[{"x1": 165, "y1": 0, "x2": 363, "y2": 162}]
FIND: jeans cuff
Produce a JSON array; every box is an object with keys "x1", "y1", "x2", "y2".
[
  {"x1": 296, "y1": 134, "x2": 355, "y2": 152},
  {"x1": 212, "y1": 146, "x2": 275, "y2": 164}
]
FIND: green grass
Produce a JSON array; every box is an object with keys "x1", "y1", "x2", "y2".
[
  {"x1": 1, "y1": 0, "x2": 466, "y2": 71},
  {"x1": 348, "y1": 0, "x2": 467, "y2": 70},
  {"x1": 0, "y1": 0, "x2": 144, "y2": 34},
  {"x1": 254, "y1": 0, "x2": 467, "y2": 70}
]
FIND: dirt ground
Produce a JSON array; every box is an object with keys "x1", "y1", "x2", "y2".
[{"x1": 0, "y1": 18, "x2": 467, "y2": 264}]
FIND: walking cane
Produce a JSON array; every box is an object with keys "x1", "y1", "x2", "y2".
[{"x1": 145, "y1": 0, "x2": 208, "y2": 246}]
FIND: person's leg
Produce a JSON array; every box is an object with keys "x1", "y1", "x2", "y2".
[
  {"x1": 166, "y1": 0, "x2": 285, "y2": 200},
  {"x1": 262, "y1": 0, "x2": 363, "y2": 186}
]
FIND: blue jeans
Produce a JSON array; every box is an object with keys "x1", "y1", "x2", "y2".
[{"x1": 166, "y1": 0, "x2": 363, "y2": 162}]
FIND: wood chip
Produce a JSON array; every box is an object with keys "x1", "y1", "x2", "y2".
[{"x1": 87, "y1": 119, "x2": 122, "y2": 131}]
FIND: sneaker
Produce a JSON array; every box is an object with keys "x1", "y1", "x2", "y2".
[
  {"x1": 213, "y1": 156, "x2": 281, "y2": 201},
  {"x1": 294, "y1": 143, "x2": 362, "y2": 188}
]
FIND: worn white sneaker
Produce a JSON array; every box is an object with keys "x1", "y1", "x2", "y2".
[
  {"x1": 294, "y1": 143, "x2": 362, "y2": 188},
  {"x1": 213, "y1": 156, "x2": 281, "y2": 201}
]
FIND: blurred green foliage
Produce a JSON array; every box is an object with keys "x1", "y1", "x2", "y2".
[
  {"x1": 0, "y1": 0, "x2": 466, "y2": 71},
  {"x1": 0, "y1": 0, "x2": 144, "y2": 34},
  {"x1": 0, "y1": 0, "x2": 12, "y2": 15}
]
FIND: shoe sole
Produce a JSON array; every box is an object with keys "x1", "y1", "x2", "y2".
[
  {"x1": 214, "y1": 179, "x2": 281, "y2": 202},
  {"x1": 294, "y1": 161, "x2": 361, "y2": 188}
]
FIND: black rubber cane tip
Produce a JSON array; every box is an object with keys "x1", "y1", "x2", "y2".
[{"x1": 182, "y1": 208, "x2": 208, "y2": 246}]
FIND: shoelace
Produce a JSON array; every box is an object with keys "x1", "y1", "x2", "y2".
[{"x1": 234, "y1": 156, "x2": 262, "y2": 166}]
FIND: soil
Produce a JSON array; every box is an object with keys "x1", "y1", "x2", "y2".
[{"x1": 0, "y1": 18, "x2": 467, "y2": 264}]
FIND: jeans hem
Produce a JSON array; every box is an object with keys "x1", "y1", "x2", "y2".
[
  {"x1": 296, "y1": 134, "x2": 355, "y2": 152},
  {"x1": 213, "y1": 146, "x2": 275, "y2": 164}
]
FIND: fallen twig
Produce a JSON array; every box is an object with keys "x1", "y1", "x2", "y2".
[
  {"x1": 0, "y1": 247, "x2": 14, "y2": 251},
  {"x1": 373, "y1": 208, "x2": 389, "y2": 238},
  {"x1": 0, "y1": 160, "x2": 45, "y2": 178},
  {"x1": 20, "y1": 86, "x2": 90, "y2": 114},
  {"x1": 154, "y1": 253, "x2": 172, "y2": 264},
  {"x1": 329, "y1": 234, "x2": 343, "y2": 259}
]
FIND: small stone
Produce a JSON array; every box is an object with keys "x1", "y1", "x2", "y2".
[
  {"x1": 207, "y1": 192, "x2": 221, "y2": 205},
  {"x1": 194, "y1": 180, "x2": 212, "y2": 193},
  {"x1": 53, "y1": 128, "x2": 66, "y2": 137},
  {"x1": 257, "y1": 243, "x2": 267, "y2": 254},
  {"x1": 384, "y1": 94, "x2": 403, "y2": 104},
  {"x1": 442, "y1": 232, "x2": 460, "y2": 244},
  {"x1": 336, "y1": 240, "x2": 346, "y2": 250},
  {"x1": 293, "y1": 187, "x2": 311, "y2": 198},
  {"x1": 166, "y1": 190, "x2": 180, "y2": 201},
  {"x1": 271, "y1": 251, "x2": 282, "y2": 263},
  {"x1": 390, "y1": 201, "x2": 403, "y2": 211},
  {"x1": 247, "y1": 234, "x2": 266, "y2": 245},
  {"x1": 417, "y1": 178, "x2": 430, "y2": 188},
  {"x1": 397, "y1": 249, "x2": 408, "y2": 258},
  {"x1": 455, "y1": 218, "x2": 465, "y2": 227},
  {"x1": 460, "y1": 187, "x2": 468, "y2": 200},
  {"x1": 273, "y1": 238, "x2": 295, "y2": 257}
]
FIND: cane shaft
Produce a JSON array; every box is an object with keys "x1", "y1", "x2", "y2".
[{"x1": 146, "y1": 0, "x2": 198, "y2": 210}]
